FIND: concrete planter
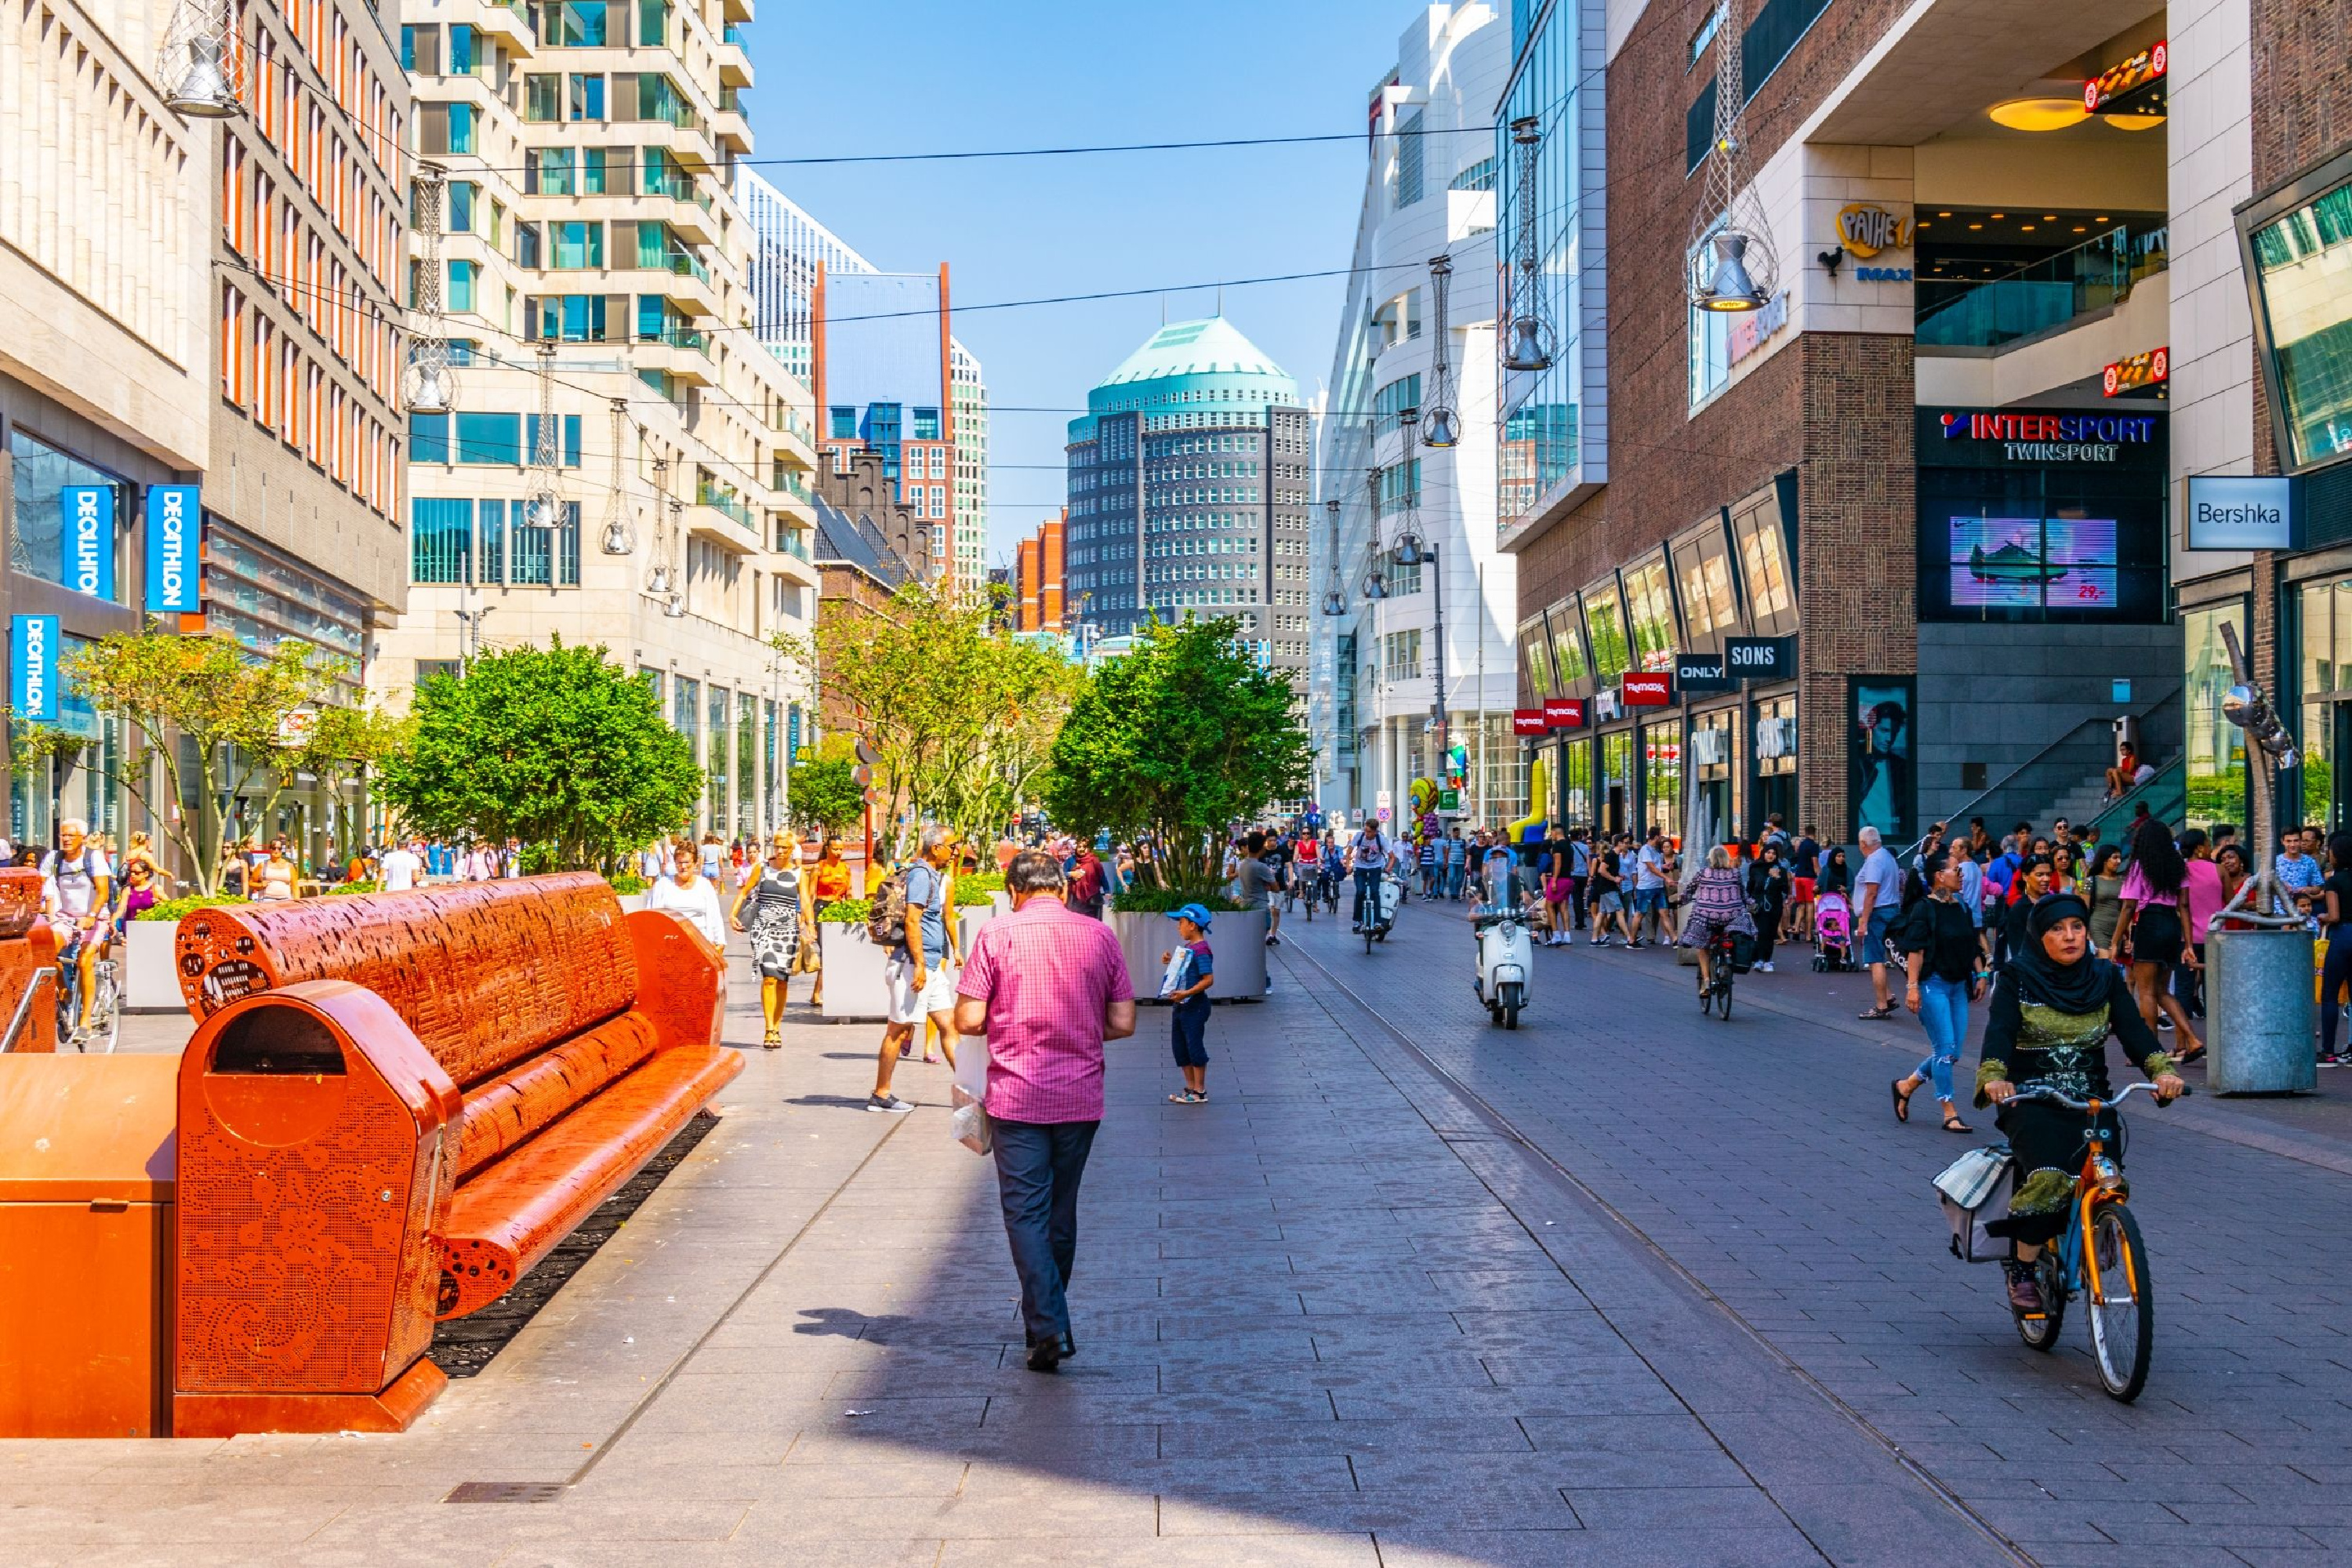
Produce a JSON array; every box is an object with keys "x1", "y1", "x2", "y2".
[
  {"x1": 618, "y1": 893, "x2": 647, "y2": 914},
  {"x1": 819, "y1": 923, "x2": 892, "y2": 1022},
  {"x1": 1107, "y1": 908, "x2": 1269, "y2": 1001},
  {"x1": 124, "y1": 918, "x2": 186, "y2": 1014},
  {"x1": 956, "y1": 901, "x2": 995, "y2": 957}
]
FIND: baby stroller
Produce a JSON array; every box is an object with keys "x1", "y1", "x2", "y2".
[{"x1": 1811, "y1": 891, "x2": 1855, "y2": 972}]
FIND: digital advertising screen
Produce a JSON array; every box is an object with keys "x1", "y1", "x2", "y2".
[{"x1": 1947, "y1": 516, "x2": 2118, "y2": 611}]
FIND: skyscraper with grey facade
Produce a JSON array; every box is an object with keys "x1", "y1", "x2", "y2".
[{"x1": 1063, "y1": 317, "x2": 1314, "y2": 677}]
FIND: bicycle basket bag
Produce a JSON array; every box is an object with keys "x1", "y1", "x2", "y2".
[
  {"x1": 1729, "y1": 930, "x2": 1756, "y2": 973},
  {"x1": 1933, "y1": 1144, "x2": 2013, "y2": 1265}
]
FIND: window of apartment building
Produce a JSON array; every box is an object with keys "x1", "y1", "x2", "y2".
[
  {"x1": 418, "y1": 101, "x2": 474, "y2": 154},
  {"x1": 401, "y1": 24, "x2": 440, "y2": 74},
  {"x1": 412, "y1": 496, "x2": 472, "y2": 583},
  {"x1": 912, "y1": 408, "x2": 941, "y2": 440},
  {"x1": 511, "y1": 501, "x2": 581, "y2": 586},
  {"x1": 582, "y1": 147, "x2": 613, "y2": 194},
  {"x1": 448, "y1": 260, "x2": 476, "y2": 312},
  {"x1": 448, "y1": 24, "x2": 475, "y2": 73},
  {"x1": 528, "y1": 148, "x2": 575, "y2": 196},
  {"x1": 531, "y1": 294, "x2": 612, "y2": 342},
  {"x1": 7, "y1": 430, "x2": 129, "y2": 604},
  {"x1": 1383, "y1": 628, "x2": 1422, "y2": 680},
  {"x1": 526, "y1": 74, "x2": 561, "y2": 121},
  {"x1": 828, "y1": 407, "x2": 856, "y2": 440},
  {"x1": 448, "y1": 180, "x2": 475, "y2": 233},
  {"x1": 550, "y1": 221, "x2": 604, "y2": 269},
  {"x1": 637, "y1": 0, "x2": 670, "y2": 47},
  {"x1": 516, "y1": 222, "x2": 542, "y2": 269},
  {"x1": 543, "y1": 0, "x2": 609, "y2": 46},
  {"x1": 568, "y1": 74, "x2": 606, "y2": 121}
]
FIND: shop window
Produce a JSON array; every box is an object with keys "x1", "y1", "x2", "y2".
[
  {"x1": 1671, "y1": 514, "x2": 1741, "y2": 651},
  {"x1": 1519, "y1": 617, "x2": 1558, "y2": 701},
  {"x1": 1643, "y1": 726, "x2": 1682, "y2": 840},
  {"x1": 1582, "y1": 577, "x2": 1631, "y2": 679},
  {"x1": 7, "y1": 428, "x2": 129, "y2": 604},
  {"x1": 1544, "y1": 595, "x2": 1591, "y2": 691},
  {"x1": 1730, "y1": 482, "x2": 1797, "y2": 635},
  {"x1": 2183, "y1": 602, "x2": 2248, "y2": 833},
  {"x1": 1621, "y1": 553, "x2": 1678, "y2": 673},
  {"x1": 2245, "y1": 160, "x2": 2352, "y2": 473}
]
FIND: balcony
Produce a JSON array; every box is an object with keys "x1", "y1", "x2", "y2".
[
  {"x1": 717, "y1": 32, "x2": 753, "y2": 89},
  {"x1": 713, "y1": 88, "x2": 750, "y2": 155},
  {"x1": 687, "y1": 499, "x2": 758, "y2": 551}
]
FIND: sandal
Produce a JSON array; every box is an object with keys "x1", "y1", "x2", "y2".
[
  {"x1": 1891, "y1": 1079, "x2": 1915, "y2": 1123},
  {"x1": 2173, "y1": 1044, "x2": 2207, "y2": 1066},
  {"x1": 761, "y1": 1031, "x2": 782, "y2": 1050},
  {"x1": 1941, "y1": 1116, "x2": 1972, "y2": 1134},
  {"x1": 1858, "y1": 1005, "x2": 1896, "y2": 1020},
  {"x1": 1168, "y1": 1090, "x2": 1203, "y2": 1104}
]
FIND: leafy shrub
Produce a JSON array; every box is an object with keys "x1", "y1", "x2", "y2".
[
  {"x1": 137, "y1": 893, "x2": 249, "y2": 923},
  {"x1": 956, "y1": 871, "x2": 1005, "y2": 897},
  {"x1": 816, "y1": 898, "x2": 873, "y2": 925},
  {"x1": 952, "y1": 880, "x2": 998, "y2": 907},
  {"x1": 607, "y1": 872, "x2": 649, "y2": 895},
  {"x1": 1109, "y1": 885, "x2": 1245, "y2": 914},
  {"x1": 325, "y1": 880, "x2": 381, "y2": 896}
]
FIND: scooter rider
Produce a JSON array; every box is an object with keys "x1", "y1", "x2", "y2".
[{"x1": 1351, "y1": 822, "x2": 1396, "y2": 931}]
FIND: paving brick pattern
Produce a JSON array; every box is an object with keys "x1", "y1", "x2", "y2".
[
  {"x1": 1279, "y1": 901, "x2": 2352, "y2": 1566},
  {"x1": 3, "y1": 921, "x2": 2016, "y2": 1565}
]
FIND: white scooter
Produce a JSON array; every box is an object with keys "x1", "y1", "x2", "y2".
[
  {"x1": 1359, "y1": 870, "x2": 1403, "y2": 953},
  {"x1": 1472, "y1": 906, "x2": 1533, "y2": 1029}
]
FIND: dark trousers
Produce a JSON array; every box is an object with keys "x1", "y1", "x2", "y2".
[
  {"x1": 1353, "y1": 867, "x2": 1382, "y2": 926},
  {"x1": 990, "y1": 1118, "x2": 1100, "y2": 1345},
  {"x1": 2322, "y1": 937, "x2": 2352, "y2": 1057},
  {"x1": 1567, "y1": 876, "x2": 1587, "y2": 928}
]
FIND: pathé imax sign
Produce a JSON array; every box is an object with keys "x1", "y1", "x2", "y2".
[{"x1": 1837, "y1": 204, "x2": 1914, "y2": 257}]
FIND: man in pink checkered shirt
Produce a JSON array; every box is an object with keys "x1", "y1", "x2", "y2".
[{"x1": 954, "y1": 848, "x2": 1135, "y2": 1372}]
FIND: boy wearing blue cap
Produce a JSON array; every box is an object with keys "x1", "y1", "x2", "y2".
[{"x1": 1160, "y1": 904, "x2": 1216, "y2": 1104}]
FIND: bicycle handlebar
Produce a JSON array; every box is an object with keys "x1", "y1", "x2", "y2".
[{"x1": 2004, "y1": 1082, "x2": 2191, "y2": 1111}]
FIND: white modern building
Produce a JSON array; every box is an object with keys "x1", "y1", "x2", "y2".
[
  {"x1": 383, "y1": 0, "x2": 818, "y2": 842},
  {"x1": 738, "y1": 170, "x2": 989, "y2": 601},
  {"x1": 1312, "y1": 2, "x2": 1521, "y2": 828}
]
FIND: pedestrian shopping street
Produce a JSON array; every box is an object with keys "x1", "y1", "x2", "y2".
[{"x1": 15, "y1": 905, "x2": 2352, "y2": 1567}]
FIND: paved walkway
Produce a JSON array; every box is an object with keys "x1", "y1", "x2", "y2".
[
  {"x1": 4, "y1": 920, "x2": 2015, "y2": 1566},
  {"x1": 1276, "y1": 892, "x2": 2352, "y2": 1566}
]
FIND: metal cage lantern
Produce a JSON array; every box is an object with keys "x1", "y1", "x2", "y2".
[
  {"x1": 401, "y1": 166, "x2": 459, "y2": 416},
  {"x1": 599, "y1": 399, "x2": 639, "y2": 555},
  {"x1": 1501, "y1": 118, "x2": 1555, "y2": 373},
  {"x1": 517, "y1": 342, "x2": 564, "y2": 532},
  {"x1": 1688, "y1": 0, "x2": 1779, "y2": 314},
  {"x1": 1320, "y1": 499, "x2": 1347, "y2": 615},
  {"x1": 1422, "y1": 255, "x2": 1460, "y2": 447},
  {"x1": 158, "y1": 0, "x2": 245, "y2": 118}
]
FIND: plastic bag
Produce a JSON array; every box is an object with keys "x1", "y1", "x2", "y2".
[{"x1": 951, "y1": 1038, "x2": 991, "y2": 1155}]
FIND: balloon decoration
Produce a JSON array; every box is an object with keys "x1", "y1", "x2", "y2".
[{"x1": 1508, "y1": 752, "x2": 1550, "y2": 844}]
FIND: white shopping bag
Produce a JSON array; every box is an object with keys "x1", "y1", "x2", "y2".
[{"x1": 950, "y1": 1036, "x2": 991, "y2": 1155}]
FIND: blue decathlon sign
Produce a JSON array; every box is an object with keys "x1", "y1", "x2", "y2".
[
  {"x1": 144, "y1": 485, "x2": 200, "y2": 612},
  {"x1": 60, "y1": 485, "x2": 114, "y2": 600},
  {"x1": 12, "y1": 615, "x2": 58, "y2": 722}
]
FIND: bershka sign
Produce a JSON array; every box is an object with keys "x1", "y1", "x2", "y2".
[
  {"x1": 1934, "y1": 410, "x2": 2160, "y2": 464},
  {"x1": 1675, "y1": 652, "x2": 1735, "y2": 693},
  {"x1": 1725, "y1": 635, "x2": 1795, "y2": 681},
  {"x1": 1542, "y1": 696, "x2": 1585, "y2": 728},
  {"x1": 1621, "y1": 671, "x2": 1671, "y2": 707},
  {"x1": 1512, "y1": 708, "x2": 1548, "y2": 736},
  {"x1": 144, "y1": 485, "x2": 199, "y2": 612},
  {"x1": 2186, "y1": 474, "x2": 2298, "y2": 550}
]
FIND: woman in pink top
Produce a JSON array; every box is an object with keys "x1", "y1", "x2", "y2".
[
  {"x1": 2175, "y1": 827, "x2": 2226, "y2": 1027},
  {"x1": 2111, "y1": 817, "x2": 2205, "y2": 1062}
]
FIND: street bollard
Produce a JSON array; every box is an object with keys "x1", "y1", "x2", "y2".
[{"x1": 2205, "y1": 925, "x2": 2317, "y2": 1094}]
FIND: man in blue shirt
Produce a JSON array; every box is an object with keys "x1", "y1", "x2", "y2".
[{"x1": 875, "y1": 824, "x2": 960, "y2": 1114}]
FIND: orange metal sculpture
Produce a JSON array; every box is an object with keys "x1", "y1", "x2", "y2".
[
  {"x1": 0, "y1": 866, "x2": 60, "y2": 1054},
  {"x1": 169, "y1": 874, "x2": 739, "y2": 1434}
]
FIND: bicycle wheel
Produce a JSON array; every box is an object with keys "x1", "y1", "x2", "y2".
[
  {"x1": 2086, "y1": 1203, "x2": 2154, "y2": 1401},
  {"x1": 95, "y1": 964, "x2": 122, "y2": 1054},
  {"x1": 2013, "y1": 1250, "x2": 2067, "y2": 1351}
]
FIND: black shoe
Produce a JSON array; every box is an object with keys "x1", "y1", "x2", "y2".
[{"x1": 1025, "y1": 1331, "x2": 1075, "y2": 1372}]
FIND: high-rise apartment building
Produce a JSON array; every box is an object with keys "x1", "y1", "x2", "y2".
[
  {"x1": 385, "y1": 0, "x2": 819, "y2": 841},
  {"x1": 1014, "y1": 514, "x2": 1065, "y2": 633},
  {"x1": 737, "y1": 170, "x2": 989, "y2": 601},
  {"x1": 1064, "y1": 317, "x2": 1313, "y2": 679},
  {"x1": 1, "y1": 0, "x2": 214, "y2": 846},
  {"x1": 209, "y1": 0, "x2": 412, "y2": 862}
]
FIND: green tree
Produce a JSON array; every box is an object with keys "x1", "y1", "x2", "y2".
[
  {"x1": 773, "y1": 583, "x2": 1080, "y2": 850},
  {"x1": 1043, "y1": 616, "x2": 1310, "y2": 887},
  {"x1": 45, "y1": 630, "x2": 350, "y2": 894},
  {"x1": 789, "y1": 735, "x2": 865, "y2": 838},
  {"x1": 378, "y1": 637, "x2": 699, "y2": 869}
]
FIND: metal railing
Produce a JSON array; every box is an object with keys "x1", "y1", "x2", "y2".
[
  {"x1": 1916, "y1": 225, "x2": 2169, "y2": 350},
  {"x1": 1928, "y1": 681, "x2": 2183, "y2": 834},
  {"x1": 2081, "y1": 756, "x2": 2185, "y2": 843}
]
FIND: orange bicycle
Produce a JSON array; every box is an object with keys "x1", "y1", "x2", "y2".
[{"x1": 2002, "y1": 1081, "x2": 2185, "y2": 1402}]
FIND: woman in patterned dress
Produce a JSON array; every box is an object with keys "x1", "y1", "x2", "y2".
[{"x1": 731, "y1": 839, "x2": 803, "y2": 1047}]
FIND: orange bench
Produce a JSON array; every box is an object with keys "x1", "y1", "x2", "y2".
[
  {"x1": 168, "y1": 872, "x2": 740, "y2": 1436},
  {"x1": 0, "y1": 866, "x2": 60, "y2": 1054}
]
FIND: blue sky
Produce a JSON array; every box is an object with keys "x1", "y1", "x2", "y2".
[{"x1": 748, "y1": 0, "x2": 1414, "y2": 567}]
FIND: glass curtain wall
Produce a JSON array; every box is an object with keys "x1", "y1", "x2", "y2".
[{"x1": 1495, "y1": 5, "x2": 1588, "y2": 527}]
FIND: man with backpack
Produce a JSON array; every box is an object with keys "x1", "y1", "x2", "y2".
[{"x1": 871, "y1": 824, "x2": 961, "y2": 1113}]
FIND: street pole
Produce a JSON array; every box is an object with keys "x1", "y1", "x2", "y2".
[{"x1": 1476, "y1": 558, "x2": 1487, "y2": 828}]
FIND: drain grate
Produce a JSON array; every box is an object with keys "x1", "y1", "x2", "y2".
[{"x1": 445, "y1": 1481, "x2": 567, "y2": 1504}]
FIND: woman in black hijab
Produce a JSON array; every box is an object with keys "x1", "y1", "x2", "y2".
[{"x1": 1977, "y1": 892, "x2": 2185, "y2": 1312}]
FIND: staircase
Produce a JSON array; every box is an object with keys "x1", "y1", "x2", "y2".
[{"x1": 1930, "y1": 683, "x2": 2183, "y2": 840}]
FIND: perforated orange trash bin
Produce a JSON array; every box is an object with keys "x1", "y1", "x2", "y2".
[{"x1": 0, "y1": 1054, "x2": 179, "y2": 1437}]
